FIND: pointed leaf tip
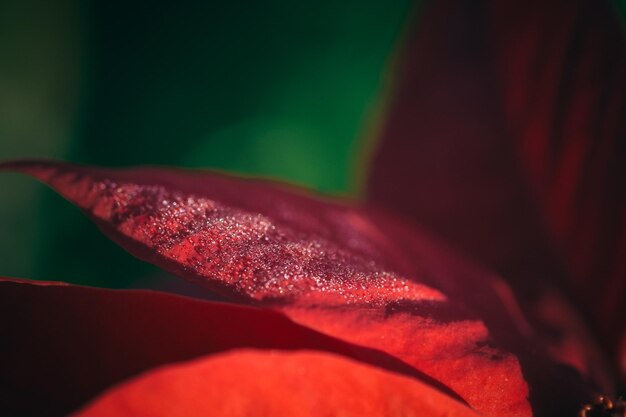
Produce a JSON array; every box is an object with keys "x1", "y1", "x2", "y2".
[{"x1": 2, "y1": 159, "x2": 446, "y2": 305}]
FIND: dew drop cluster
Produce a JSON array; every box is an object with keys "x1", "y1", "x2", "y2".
[{"x1": 85, "y1": 179, "x2": 444, "y2": 305}]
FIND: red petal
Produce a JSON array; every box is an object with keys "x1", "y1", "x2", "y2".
[
  {"x1": 365, "y1": 0, "x2": 621, "y2": 389},
  {"x1": 76, "y1": 350, "x2": 479, "y2": 417},
  {"x1": 0, "y1": 278, "x2": 447, "y2": 416},
  {"x1": 1, "y1": 160, "x2": 597, "y2": 416}
]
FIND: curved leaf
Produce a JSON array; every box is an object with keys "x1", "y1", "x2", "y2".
[
  {"x1": 1, "y1": 159, "x2": 599, "y2": 416},
  {"x1": 75, "y1": 350, "x2": 480, "y2": 417},
  {"x1": 0, "y1": 278, "x2": 447, "y2": 416}
]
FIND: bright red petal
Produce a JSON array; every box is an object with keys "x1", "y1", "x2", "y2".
[
  {"x1": 0, "y1": 278, "x2": 447, "y2": 416},
  {"x1": 75, "y1": 350, "x2": 479, "y2": 417},
  {"x1": 1, "y1": 160, "x2": 599, "y2": 416}
]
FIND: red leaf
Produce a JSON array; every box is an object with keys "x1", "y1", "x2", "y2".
[
  {"x1": 75, "y1": 350, "x2": 480, "y2": 417},
  {"x1": 365, "y1": 0, "x2": 625, "y2": 379},
  {"x1": 0, "y1": 278, "x2": 448, "y2": 416},
  {"x1": 485, "y1": 0, "x2": 626, "y2": 366},
  {"x1": 1, "y1": 160, "x2": 598, "y2": 416}
]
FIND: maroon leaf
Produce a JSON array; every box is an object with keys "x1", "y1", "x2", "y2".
[
  {"x1": 1, "y1": 159, "x2": 600, "y2": 416},
  {"x1": 0, "y1": 278, "x2": 451, "y2": 416},
  {"x1": 485, "y1": 0, "x2": 626, "y2": 365},
  {"x1": 365, "y1": 0, "x2": 622, "y2": 386}
]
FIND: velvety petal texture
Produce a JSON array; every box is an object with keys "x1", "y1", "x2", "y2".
[
  {"x1": 75, "y1": 350, "x2": 480, "y2": 417},
  {"x1": 1, "y1": 159, "x2": 602, "y2": 416}
]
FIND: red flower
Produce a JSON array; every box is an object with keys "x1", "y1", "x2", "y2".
[
  {"x1": 1, "y1": 1, "x2": 624, "y2": 416},
  {"x1": 0, "y1": 159, "x2": 603, "y2": 417}
]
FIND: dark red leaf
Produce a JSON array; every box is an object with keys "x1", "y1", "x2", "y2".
[
  {"x1": 1, "y1": 159, "x2": 599, "y2": 416},
  {"x1": 0, "y1": 278, "x2": 450, "y2": 416},
  {"x1": 75, "y1": 350, "x2": 480, "y2": 417},
  {"x1": 485, "y1": 0, "x2": 626, "y2": 366},
  {"x1": 365, "y1": 0, "x2": 622, "y2": 389}
]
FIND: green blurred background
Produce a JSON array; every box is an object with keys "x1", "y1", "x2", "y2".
[
  {"x1": 5, "y1": 0, "x2": 624, "y2": 290},
  {"x1": 0, "y1": 0, "x2": 413, "y2": 288}
]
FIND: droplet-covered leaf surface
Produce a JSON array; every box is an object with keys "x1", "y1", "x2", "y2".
[{"x1": 1, "y1": 160, "x2": 600, "y2": 416}]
